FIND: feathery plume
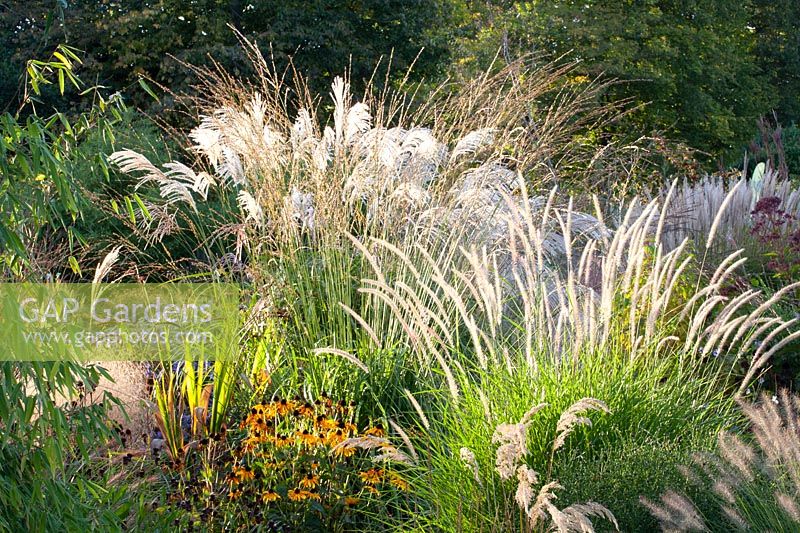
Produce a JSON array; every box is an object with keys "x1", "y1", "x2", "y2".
[
  {"x1": 459, "y1": 447, "x2": 482, "y2": 486},
  {"x1": 311, "y1": 347, "x2": 369, "y2": 373},
  {"x1": 93, "y1": 245, "x2": 122, "y2": 284},
  {"x1": 640, "y1": 491, "x2": 707, "y2": 532},
  {"x1": 553, "y1": 398, "x2": 610, "y2": 451},
  {"x1": 451, "y1": 128, "x2": 495, "y2": 160},
  {"x1": 237, "y1": 190, "x2": 263, "y2": 224}
]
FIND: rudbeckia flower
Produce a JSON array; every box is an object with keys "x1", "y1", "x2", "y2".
[
  {"x1": 359, "y1": 468, "x2": 382, "y2": 485},
  {"x1": 262, "y1": 489, "x2": 280, "y2": 502},
  {"x1": 299, "y1": 473, "x2": 320, "y2": 489}
]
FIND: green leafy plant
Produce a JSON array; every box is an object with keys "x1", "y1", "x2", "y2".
[
  {"x1": 0, "y1": 361, "x2": 126, "y2": 531},
  {"x1": 156, "y1": 395, "x2": 414, "y2": 531},
  {"x1": 151, "y1": 371, "x2": 187, "y2": 465}
]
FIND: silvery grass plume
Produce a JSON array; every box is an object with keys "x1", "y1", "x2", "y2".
[
  {"x1": 640, "y1": 491, "x2": 707, "y2": 533},
  {"x1": 110, "y1": 79, "x2": 519, "y2": 249},
  {"x1": 111, "y1": 46, "x2": 632, "y2": 258},
  {"x1": 659, "y1": 162, "x2": 800, "y2": 253},
  {"x1": 109, "y1": 52, "x2": 796, "y2": 387},
  {"x1": 108, "y1": 150, "x2": 212, "y2": 212},
  {"x1": 333, "y1": 435, "x2": 415, "y2": 465},
  {"x1": 92, "y1": 245, "x2": 122, "y2": 284},
  {"x1": 491, "y1": 398, "x2": 618, "y2": 532},
  {"x1": 349, "y1": 176, "x2": 798, "y2": 393},
  {"x1": 644, "y1": 390, "x2": 800, "y2": 531},
  {"x1": 459, "y1": 447, "x2": 482, "y2": 486}
]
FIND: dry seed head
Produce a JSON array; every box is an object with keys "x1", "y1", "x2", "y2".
[
  {"x1": 560, "y1": 502, "x2": 619, "y2": 532},
  {"x1": 721, "y1": 505, "x2": 747, "y2": 529},
  {"x1": 311, "y1": 348, "x2": 369, "y2": 374},
  {"x1": 514, "y1": 465, "x2": 540, "y2": 512},
  {"x1": 237, "y1": 190, "x2": 263, "y2": 224},
  {"x1": 494, "y1": 442, "x2": 523, "y2": 481},
  {"x1": 528, "y1": 481, "x2": 564, "y2": 528},
  {"x1": 388, "y1": 419, "x2": 418, "y2": 464},
  {"x1": 553, "y1": 398, "x2": 610, "y2": 451},
  {"x1": 716, "y1": 432, "x2": 756, "y2": 482},
  {"x1": 372, "y1": 447, "x2": 414, "y2": 465},
  {"x1": 93, "y1": 245, "x2": 122, "y2": 284},
  {"x1": 776, "y1": 492, "x2": 800, "y2": 523},
  {"x1": 520, "y1": 402, "x2": 549, "y2": 425},
  {"x1": 459, "y1": 447, "x2": 482, "y2": 486},
  {"x1": 403, "y1": 389, "x2": 430, "y2": 431},
  {"x1": 334, "y1": 435, "x2": 391, "y2": 451},
  {"x1": 640, "y1": 491, "x2": 707, "y2": 532},
  {"x1": 711, "y1": 481, "x2": 736, "y2": 504}
]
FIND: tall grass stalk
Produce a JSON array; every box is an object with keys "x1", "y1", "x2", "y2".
[{"x1": 106, "y1": 48, "x2": 800, "y2": 531}]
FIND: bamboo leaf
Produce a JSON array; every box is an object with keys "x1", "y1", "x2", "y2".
[
  {"x1": 138, "y1": 78, "x2": 160, "y2": 103},
  {"x1": 67, "y1": 256, "x2": 81, "y2": 276}
]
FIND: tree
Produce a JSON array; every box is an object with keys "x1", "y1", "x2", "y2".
[
  {"x1": 1, "y1": 0, "x2": 453, "y2": 114},
  {"x1": 752, "y1": 0, "x2": 800, "y2": 125},
  {"x1": 448, "y1": 0, "x2": 776, "y2": 165}
]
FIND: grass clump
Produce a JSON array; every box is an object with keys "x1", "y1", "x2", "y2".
[
  {"x1": 644, "y1": 390, "x2": 800, "y2": 531},
  {"x1": 6, "y1": 38, "x2": 800, "y2": 531}
]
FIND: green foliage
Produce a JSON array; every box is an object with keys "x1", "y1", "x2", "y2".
[
  {"x1": 752, "y1": 0, "x2": 800, "y2": 126},
  {"x1": 748, "y1": 119, "x2": 800, "y2": 182},
  {"x1": 556, "y1": 441, "x2": 699, "y2": 531},
  {"x1": 152, "y1": 371, "x2": 186, "y2": 465},
  {"x1": 643, "y1": 391, "x2": 800, "y2": 531},
  {"x1": 1, "y1": 0, "x2": 454, "y2": 115},
  {"x1": 0, "y1": 362, "x2": 128, "y2": 531},
  {"x1": 408, "y1": 353, "x2": 737, "y2": 531},
  {"x1": 448, "y1": 1, "x2": 771, "y2": 164},
  {"x1": 5, "y1": 0, "x2": 800, "y2": 165},
  {"x1": 0, "y1": 42, "x2": 131, "y2": 279},
  {"x1": 6, "y1": 9, "x2": 800, "y2": 529}
]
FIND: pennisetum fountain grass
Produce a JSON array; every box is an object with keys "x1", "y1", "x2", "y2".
[{"x1": 106, "y1": 41, "x2": 800, "y2": 530}]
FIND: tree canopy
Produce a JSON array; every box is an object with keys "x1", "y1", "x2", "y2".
[
  {"x1": 1, "y1": 0, "x2": 451, "y2": 111},
  {"x1": 445, "y1": 0, "x2": 796, "y2": 165},
  {"x1": 2, "y1": 0, "x2": 799, "y2": 165}
]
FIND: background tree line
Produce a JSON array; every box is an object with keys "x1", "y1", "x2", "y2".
[{"x1": 1, "y1": 0, "x2": 798, "y2": 168}]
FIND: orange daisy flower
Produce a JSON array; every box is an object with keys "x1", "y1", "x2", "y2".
[
  {"x1": 262, "y1": 489, "x2": 280, "y2": 503},
  {"x1": 297, "y1": 402, "x2": 315, "y2": 418},
  {"x1": 288, "y1": 488, "x2": 310, "y2": 501},
  {"x1": 233, "y1": 466, "x2": 255, "y2": 483},
  {"x1": 359, "y1": 468, "x2": 382, "y2": 485},
  {"x1": 274, "y1": 433, "x2": 293, "y2": 448},
  {"x1": 333, "y1": 444, "x2": 357, "y2": 458},
  {"x1": 275, "y1": 398, "x2": 295, "y2": 416},
  {"x1": 299, "y1": 473, "x2": 320, "y2": 489},
  {"x1": 344, "y1": 496, "x2": 360, "y2": 507},
  {"x1": 326, "y1": 428, "x2": 346, "y2": 447},
  {"x1": 389, "y1": 472, "x2": 409, "y2": 491},
  {"x1": 364, "y1": 423, "x2": 385, "y2": 437},
  {"x1": 297, "y1": 429, "x2": 320, "y2": 447},
  {"x1": 318, "y1": 417, "x2": 338, "y2": 431}
]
